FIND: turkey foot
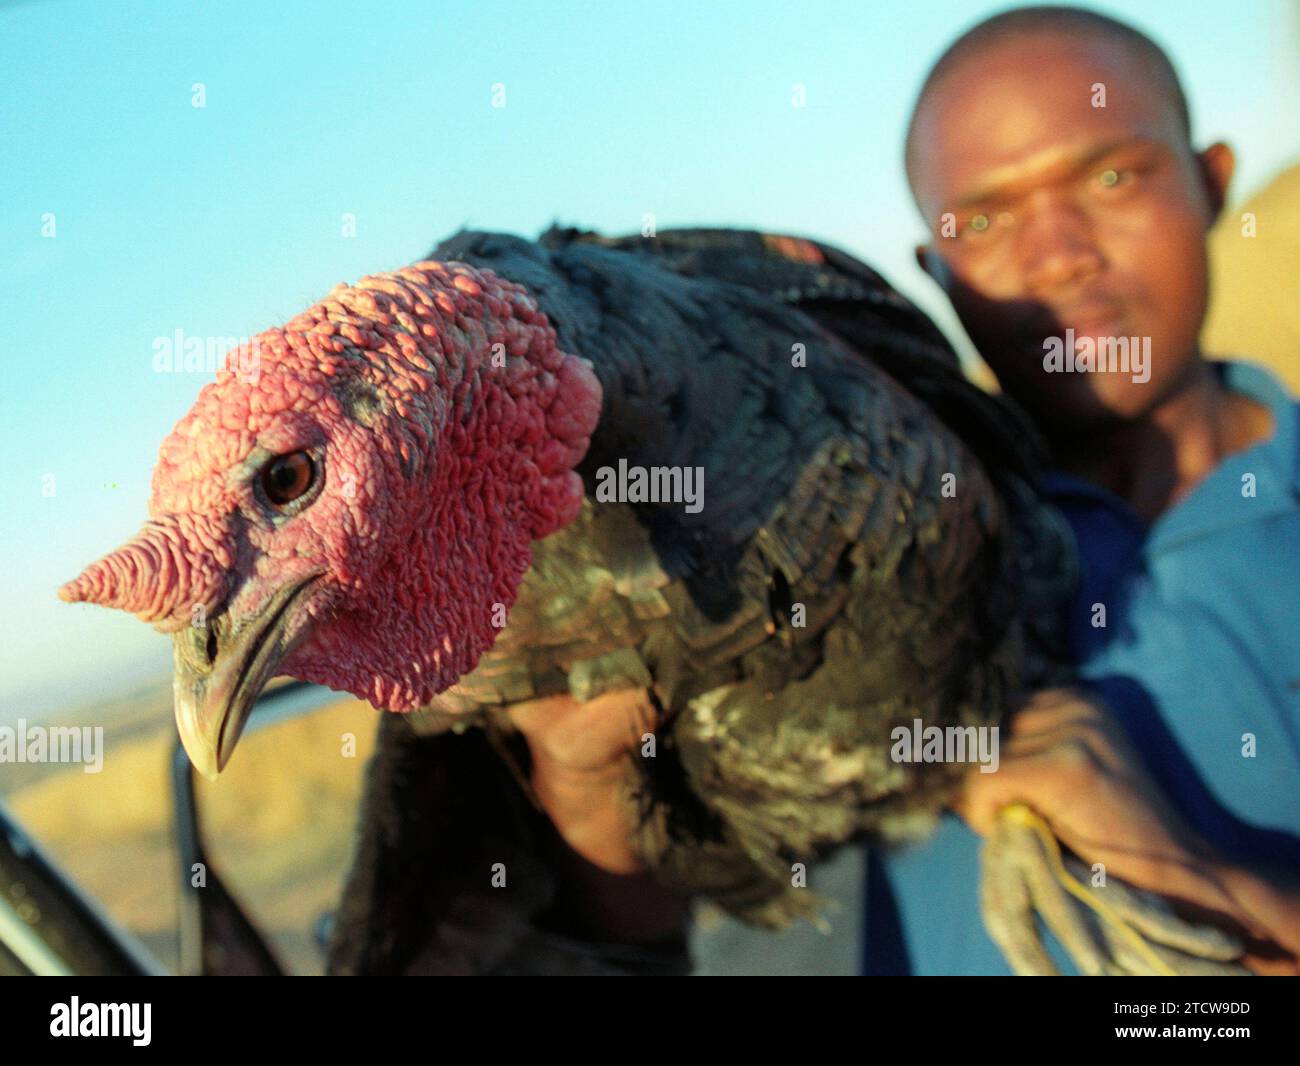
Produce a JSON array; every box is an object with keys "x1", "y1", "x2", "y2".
[{"x1": 980, "y1": 803, "x2": 1249, "y2": 976}]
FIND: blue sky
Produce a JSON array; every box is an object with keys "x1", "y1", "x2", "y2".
[{"x1": 2, "y1": 0, "x2": 1298, "y2": 719}]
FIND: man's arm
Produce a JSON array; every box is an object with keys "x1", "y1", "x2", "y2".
[{"x1": 508, "y1": 690, "x2": 693, "y2": 946}]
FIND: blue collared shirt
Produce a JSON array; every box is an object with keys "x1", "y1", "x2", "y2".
[{"x1": 865, "y1": 361, "x2": 1300, "y2": 975}]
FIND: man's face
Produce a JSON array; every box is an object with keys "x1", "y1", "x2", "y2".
[{"x1": 909, "y1": 32, "x2": 1230, "y2": 430}]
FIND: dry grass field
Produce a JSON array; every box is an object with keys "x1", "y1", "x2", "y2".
[
  {"x1": 3, "y1": 695, "x2": 379, "y2": 975},
  {"x1": 1205, "y1": 163, "x2": 1300, "y2": 392}
]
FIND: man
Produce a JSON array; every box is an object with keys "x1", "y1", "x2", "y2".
[
  {"x1": 509, "y1": 6, "x2": 1300, "y2": 975},
  {"x1": 875, "y1": 4, "x2": 1300, "y2": 975}
]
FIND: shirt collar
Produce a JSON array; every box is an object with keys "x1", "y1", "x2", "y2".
[
  {"x1": 1043, "y1": 360, "x2": 1300, "y2": 554},
  {"x1": 1219, "y1": 359, "x2": 1300, "y2": 494}
]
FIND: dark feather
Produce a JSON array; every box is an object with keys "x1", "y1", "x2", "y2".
[{"x1": 327, "y1": 226, "x2": 1076, "y2": 973}]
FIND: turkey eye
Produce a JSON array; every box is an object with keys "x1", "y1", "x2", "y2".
[{"x1": 261, "y1": 452, "x2": 314, "y2": 507}]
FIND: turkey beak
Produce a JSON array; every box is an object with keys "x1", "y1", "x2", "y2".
[{"x1": 171, "y1": 575, "x2": 321, "y2": 779}]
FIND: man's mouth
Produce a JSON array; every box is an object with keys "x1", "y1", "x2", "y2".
[
  {"x1": 171, "y1": 573, "x2": 323, "y2": 779},
  {"x1": 1069, "y1": 316, "x2": 1129, "y2": 342},
  {"x1": 1046, "y1": 300, "x2": 1129, "y2": 340}
]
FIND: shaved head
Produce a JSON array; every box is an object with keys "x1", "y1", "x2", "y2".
[{"x1": 905, "y1": 6, "x2": 1191, "y2": 189}]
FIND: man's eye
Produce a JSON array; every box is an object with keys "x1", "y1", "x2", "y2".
[
  {"x1": 1097, "y1": 167, "x2": 1133, "y2": 189},
  {"x1": 261, "y1": 451, "x2": 315, "y2": 507},
  {"x1": 957, "y1": 213, "x2": 991, "y2": 238},
  {"x1": 960, "y1": 211, "x2": 1012, "y2": 238}
]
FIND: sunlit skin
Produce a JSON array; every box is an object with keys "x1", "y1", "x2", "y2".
[{"x1": 909, "y1": 31, "x2": 1273, "y2": 521}]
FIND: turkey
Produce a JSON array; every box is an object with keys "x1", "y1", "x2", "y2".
[{"x1": 60, "y1": 226, "x2": 1244, "y2": 975}]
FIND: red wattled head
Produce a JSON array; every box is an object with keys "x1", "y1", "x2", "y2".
[{"x1": 60, "y1": 261, "x2": 601, "y2": 776}]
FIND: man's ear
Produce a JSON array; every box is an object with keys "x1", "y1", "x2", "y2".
[
  {"x1": 915, "y1": 243, "x2": 953, "y2": 289},
  {"x1": 1197, "y1": 142, "x2": 1235, "y2": 224}
]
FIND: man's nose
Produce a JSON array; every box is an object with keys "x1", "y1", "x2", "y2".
[{"x1": 1018, "y1": 194, "x2": 1104, "y2": 295}]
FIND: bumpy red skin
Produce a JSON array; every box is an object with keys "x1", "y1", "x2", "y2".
[{"x1": 60, "y1": 262, "x2": 602, "y2": 711}]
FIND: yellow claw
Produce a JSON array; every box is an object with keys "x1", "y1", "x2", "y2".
[{"x1": 996, "y1": 802, "x2": 1178, "y2": 977}]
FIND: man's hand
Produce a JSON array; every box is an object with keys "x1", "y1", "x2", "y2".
[
  {"x1": 508, "y1": 687, "x2": 662, "y2": 872},
  {"x1": 957, "y1": 687, "x2": 1300, "y2": 973},
  {"x1": 507, "y1": 688, "x2": 690, "y2": 941}
]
